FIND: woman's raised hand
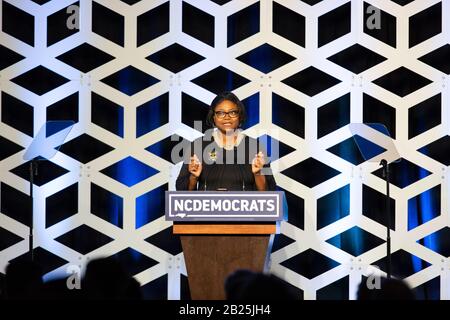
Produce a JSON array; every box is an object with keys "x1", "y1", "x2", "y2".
[
  {"x1": 188, "y1": 154, "x2": 202, "y2": 178},
  {"x1": 252, "y1": 151, "x2": 265, "y2": 174}
]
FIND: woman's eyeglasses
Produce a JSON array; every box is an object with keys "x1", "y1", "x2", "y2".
[{"x1": 214, "y1": 110, "x2": 239, "y2": 119}]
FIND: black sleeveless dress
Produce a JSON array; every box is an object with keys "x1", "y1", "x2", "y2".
[{"x1": 175, "y1": 135, "x2": 276, "y2": 191}]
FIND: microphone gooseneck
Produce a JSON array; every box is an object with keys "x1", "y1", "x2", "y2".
[
  {"x1": 203, "y1": 161, "x2": 213, "y2": 191},
  {"x1": 236, "y1": 146, "x2": 246, "y2": 191}
]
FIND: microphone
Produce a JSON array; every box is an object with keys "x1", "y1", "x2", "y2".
[
  {"x1": 202, "y1": 166, "x2": 209, "y2": 191},
  {"x1": 236, "y1": 146, "x2": 246, "y2": 191},
  {"x1": 238, "y1": 164, "x2": 246, "y2": 191},
  {"x1": 203, "y1": 161, "x2": 213, "y2": 191},
  {"x1": 206, "y1": 147, "x2": 220, "y2": 190}
]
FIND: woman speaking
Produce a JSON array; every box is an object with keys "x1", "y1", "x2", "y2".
[{"x1": 176, "y1": 91, "x2": 276, "y2": 191}]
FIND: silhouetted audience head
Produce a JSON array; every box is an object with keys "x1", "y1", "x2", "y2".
[
  {"x1": 83, "y1": 257, "x2": 142, "y2": 299},
  {"x1": 5, "y1": 260, "x2": 43, "y2": 299},
  {"x1": 2, "y1": 257, "x2": 143, "y2": 300},
  {"x1": 42, "y1": 277, "x2": 84, "y2": 300},
  {"x1": 357, "y1": 277, "x2": 415, "y2": 300},
  {"x1": 225, "y1": 269, "x2": 298, "y2": 300}
]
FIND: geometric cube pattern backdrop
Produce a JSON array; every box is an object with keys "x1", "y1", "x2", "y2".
[{"x1": 1, "y1": 0, "x2": 449, "y2": 299}]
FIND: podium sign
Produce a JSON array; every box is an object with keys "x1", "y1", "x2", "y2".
[
  {"x1": 165, "y1": 191, "x2": 284, "y2": 221},
  {"x1": 167, "y1": 191, "x2": 284, "y2": 299}
]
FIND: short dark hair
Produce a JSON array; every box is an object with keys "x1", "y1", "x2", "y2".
[
  {"x1": 225, "y1": 269, "x2": 298, "y2": 300},
  {"x1": 206, "y1": 91, "x2": 247, "y2": 128},
  {"x1": 357, "y1": 277, "x2": 415, "y2": 300}
]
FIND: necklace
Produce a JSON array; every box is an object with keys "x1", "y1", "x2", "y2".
[
  {"x1": 222, "y1": 133, "x2": 237, "y2": 148},
  {"x1": 214, "y1": 129, "x2": 240, "y2": 149}
]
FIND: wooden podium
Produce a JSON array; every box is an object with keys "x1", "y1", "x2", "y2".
[{"x1": 174, "y1": 223, "x2": 277, "y2": 300}]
